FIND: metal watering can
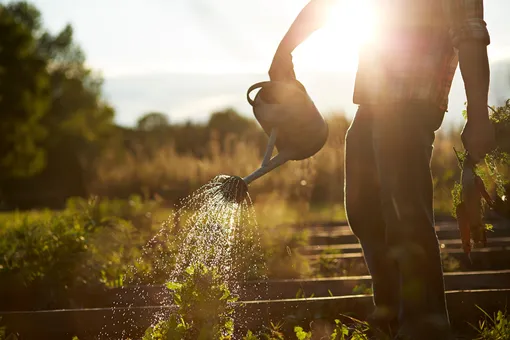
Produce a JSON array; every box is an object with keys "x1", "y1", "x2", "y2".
[{"x1": 219, "y1": 80, "x2": 329, "y2": 202}]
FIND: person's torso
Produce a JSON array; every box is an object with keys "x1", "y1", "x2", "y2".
[{"x1": 353, "y1": 0, "x2": 459, "y2": 111}]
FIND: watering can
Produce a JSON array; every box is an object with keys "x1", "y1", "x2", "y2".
[
  {"x1": 243, "y1": 79, "x2": 329, "y2": 183},
  {"x1": 219, "y1": 79, "x2": 329, "y2": 202}
]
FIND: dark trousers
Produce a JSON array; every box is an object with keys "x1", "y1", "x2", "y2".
[{"x1": 344, "y1": 103, "x2": 450, "y2": 337}]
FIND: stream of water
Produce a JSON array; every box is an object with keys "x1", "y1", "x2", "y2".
[{"x1": 103, "y1": 175, "x2": 267, "y2": 338}]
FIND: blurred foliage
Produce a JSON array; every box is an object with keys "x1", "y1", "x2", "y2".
[
  {"x1": 91, "y1": 113, "x2": 349, "y2": 208},
  {"x1": 137, "y1": 112, "x2": 170, "y2": 132},
  {"x1": 473, "y1": 307, "x2": 510, "y2": 340},
  {"x1": 0, "y1": 1, "x2": 113, "y2": 209},
  {"x1": 0, "y1": 194, "x2": 316, "y2": 311},
  {"x1": 0, "y1": 195, "x2": 167, "y2": 310},
  {"x1": 0, "y1": 2, "x2": 50, "y2": 179}
]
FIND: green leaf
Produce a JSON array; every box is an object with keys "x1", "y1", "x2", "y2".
[
  {"x1": 243, "y1": 330, "x2": 259, "y2": 340},
  {"x1": 185, "y1": 265, "x2": 195, "y2": 276},
  {"x1": 166, "y1": 282, "x2": 182, "y2": 291},
  {"x1": 294, "y1": 326, "x2": 312, "y2": 340}
]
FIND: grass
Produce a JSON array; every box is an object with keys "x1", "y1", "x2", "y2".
[
  {"x1": 471, "y1": 306, "x2": 510, "y2": 340},
  {"x1": 0, "y1": 194, "x2": 324, "y2": 310}
]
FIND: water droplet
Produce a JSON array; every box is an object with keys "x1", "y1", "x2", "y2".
[{"x1": 103, "y1": 175, "x2": 268, "y2": 337}]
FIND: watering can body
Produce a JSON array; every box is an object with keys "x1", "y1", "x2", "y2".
[{"x1": 247, "y1": 80, "x2": 328, "y2": 161}]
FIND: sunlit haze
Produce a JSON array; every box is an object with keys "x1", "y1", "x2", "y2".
[{"x1": 7, "y1": 0, "x2": 510, "y2": 127}]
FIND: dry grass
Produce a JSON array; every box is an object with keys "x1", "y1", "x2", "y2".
[{"x1": 89, "y1": 114, "x2": 464, "y2": 220}]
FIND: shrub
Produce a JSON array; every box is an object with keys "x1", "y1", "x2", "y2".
[
  {"x1": 143, "y1": 263, "x2": 237, "y2": 340},
  {"x1": 0, "y1": 195, "x2": 169, "y2": 310}
]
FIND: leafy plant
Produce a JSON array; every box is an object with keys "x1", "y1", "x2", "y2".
[
  {"x1": 294, "y1": 326, "x2": 312, "y2": 340},
  {"x1": 352, "y1": 283, "x2": 373, "y2": 295},
  {"x1": 337, "y1": 315, "x2": 372, "y2": 340},
  {"x1": 243, "y1": 330, "x2": 260, "y2": 340},
  {"x1": 143, "y1": 263, "x2": 238, "y2": 340},
  {"x1": 318, "y1": 249, "x2": 343, "y2": 278},
  {"x1": 330, "y1": 319, "x2": 350, "y2": 340},
  {"x1": 452, "y1": 101, "x2": 510, "y2": 220},
  {"x1": 0, "y1": 195, "x2": 171, "y2": 311},
  {"x1": 472, "y1": 306, "x2": 510, "y2": 340},
  {"x1": 246, "y1": 321, "x2": 286, "y2": 340}
]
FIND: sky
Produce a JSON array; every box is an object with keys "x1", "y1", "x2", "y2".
[{"x1": 5, "y1": 0, "x2": 510, "y2": 128}]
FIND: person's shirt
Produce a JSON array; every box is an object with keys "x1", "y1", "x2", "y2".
[{"x1": 353, "y1": 0, "x2": 491, "y2": 111}]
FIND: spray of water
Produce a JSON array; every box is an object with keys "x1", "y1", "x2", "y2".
[{"x1": 102, "y1": 175, "x2": 267, "y2": 339}]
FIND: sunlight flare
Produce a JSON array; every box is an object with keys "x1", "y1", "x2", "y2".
[{"x1": 293, "y1": 0, "x2": 377, "y2": 73}]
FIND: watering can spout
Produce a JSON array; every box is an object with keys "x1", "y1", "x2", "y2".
[
  {"x1": 243, "y1": 128, "x2": 288, "y2": 185},
  {"x1": 219, "y1": 80, "x2": 328, "y2": 203}
]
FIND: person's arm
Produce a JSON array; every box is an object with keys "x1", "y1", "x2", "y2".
[
  {"x1": 447, "y1": 0, "x2": 491, "y2": 115},
  {"x1": 275, "y1": 0, "x2": 336, "y2": 55},
  {"x1": 269, "y1": 0, "x2": 336, "y2": 80},
  {"x1": 445, "y1": 0, "x2": 496, "y2": 162},
  {"x1": 458, "y1": 42, "x2": 490, "y2": 111}
]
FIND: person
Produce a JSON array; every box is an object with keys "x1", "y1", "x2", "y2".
[{"x1": 269, "y1": 0, "x2": 496, "y2": 339}]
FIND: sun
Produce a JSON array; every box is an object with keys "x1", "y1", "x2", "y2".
[{"x1": 293, "y1": 0, "x2": 377, "y2": 73}]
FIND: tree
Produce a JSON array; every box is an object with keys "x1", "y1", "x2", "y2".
[
  {"x1": 36, "y1": 22, "x2": 114, "y2": 162},
  {"x1": 0, "y1": 1, "x2": 115, "y2": 208},
  {"x1": 134, "y1": 112, "x2": 172, "y2": 157},
  {"x1": 137, "y1": 112, "x2": 170, "y2": 132},
  {"x1": 207, "y1": 108, "x2": 264, "y2": 155},
  {"x1": 207, "y1": 108, "x2": 256, "y2": 138},
  {"x1": 0, "y1": 3, "x2": 50, "y2": 179}
]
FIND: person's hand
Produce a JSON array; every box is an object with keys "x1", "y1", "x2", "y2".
[
  {"x1": 461, "y1": 107, "x2": 497, "y2": 163},
  {"x1": 268, "y1": 51, "x2": 296, "y2": 81}
]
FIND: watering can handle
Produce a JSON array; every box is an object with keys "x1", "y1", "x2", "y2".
[
  {"x1": 247, "y1": 80, "x2": 308, "y2": 107},
  {"x1": 246, "y1": 81, "x2": 272, "y2": 107}
]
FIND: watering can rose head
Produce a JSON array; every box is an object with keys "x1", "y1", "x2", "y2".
[
  {"x1": 247, "y1": 80, "x2": 329, "y2": 161},
  {"x1": 215, "y1": 175, "x2": 248, "y2": 204}
]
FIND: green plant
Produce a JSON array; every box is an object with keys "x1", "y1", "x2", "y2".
[
  {"x1": 333, "y1": 316, "x2": 372, "y2": 340},
  {"x1": 472, "y1": 307, "x2": 510, "y2": 340},
  {"x1": 294, "y1": 326, "x2": 312, "y2": 340},
  {"x1": 143, "y1": 263, "x2": 237, "y2": 340},
  {"x1": 65, "y1": 195, "x2": 160, "y2": 230},
  {"x1": 260, "y1": 224, "x2": 312, "y2": 279},
  {"x1": 243, "y1": 321, "x2": 286, "y2": 340},
  {"x1": 261, "y1": 321, "x2": 285, "y2": 340},
  {"x1": 442, "y1": 252, "x2": 461, "y2": 272},
  {"x1": 331, "y1": 319, "x2": 350, "y2": 340},
  {"x1": 243, "y1": 330, "x2": 260, "y2": 340},
  {"x1": 294, "y1": 288, "x2": 315, "y2": 299},
  {"x1": 318, "y1": 249, "x2": 343, "y2": 278},
  {"x1": 452, "y1": 101, "x2": 510, "y2": 219},
  {"x1": 0, "y1": 195, "x2": 172, "y2": 312},
  {"x1": 352, "y1": 283, "x2": 373, "y2": 295}
]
